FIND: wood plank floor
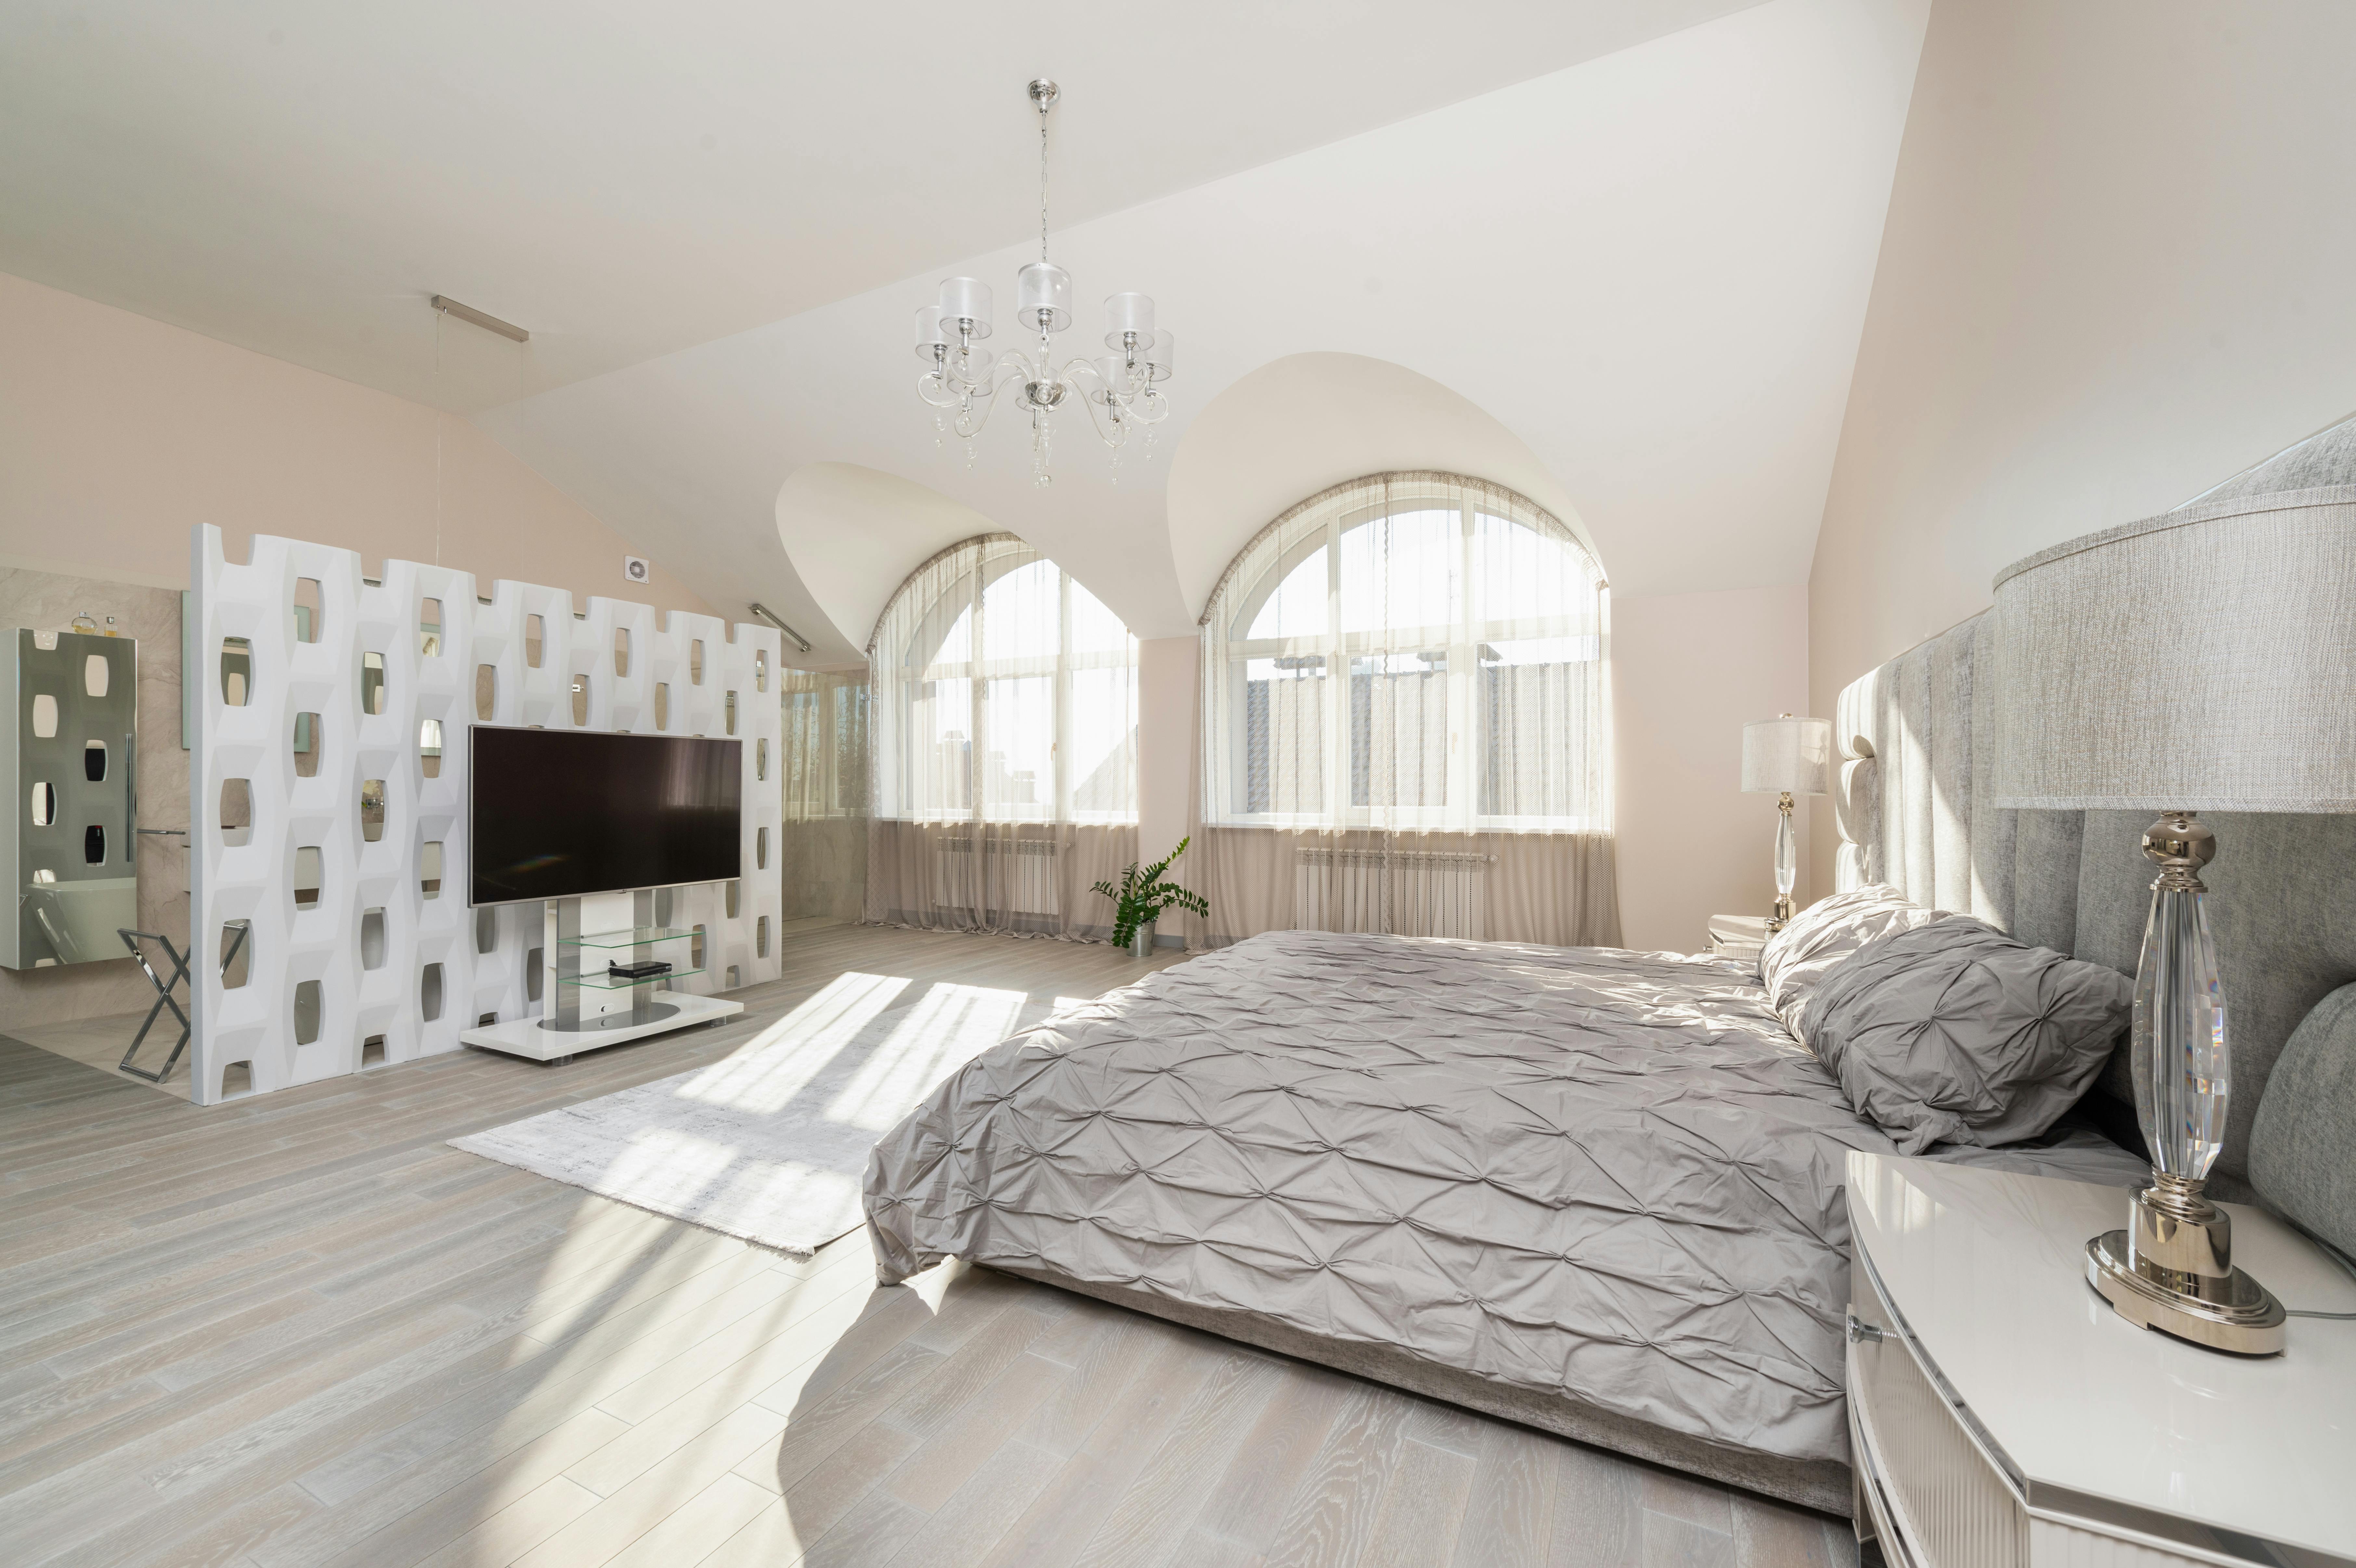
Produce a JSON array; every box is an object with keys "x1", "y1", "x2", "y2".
[{"x1": 0, "y1": 923, "x2": 1860, "y2": 1568}]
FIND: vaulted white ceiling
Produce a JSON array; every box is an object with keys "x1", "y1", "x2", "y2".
[
  {"x1": 5, "y1": 0, "x2": 1930, "y2": 666},
  {"x1": 0, "y1": 0, "x2": 1755, "y2": 413}
]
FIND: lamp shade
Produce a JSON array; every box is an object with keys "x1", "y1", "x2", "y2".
[
  {"x1": 1144, "y1": 328, "x2": 1174, "y2": 381},
  {"x1": 1092, "y1": 354, "x2": 1131, "y2": 403},
  {"x1": 1741, "y1": 716, "x2": 1833, "y2": 795},
  {"x1": 1103, "y1": 292, "x2": 1155, "y2": 349},
  {"x1": 1988, "y1": 492, "x2": 2356, "y2": 811},
  {"x1": 1016, "y1": 262, "x2": 1072, "y2": 334},
  {"x1": 937, "y1": 277, "x2": 993, "y2": 339},
  {"x1": 913, "y1": 305, "x2": 948, "y2": 360}
]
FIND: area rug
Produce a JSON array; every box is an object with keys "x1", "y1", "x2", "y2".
[{"x1": 450, "y1": 971, "x2": 1066, "y2": 1258}]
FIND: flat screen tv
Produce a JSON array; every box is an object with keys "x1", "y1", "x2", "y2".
[{"x1": 468, "y1": 726, "x2": 742, "y2": 906}]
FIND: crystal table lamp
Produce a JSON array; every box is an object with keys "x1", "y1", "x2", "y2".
[
  {"x1": 1741, "y1": 715, "x2": 1832, "y2": 930},
  {"x1": 1989, "y1": 491, "x2": 2356, "y2": 1355}
]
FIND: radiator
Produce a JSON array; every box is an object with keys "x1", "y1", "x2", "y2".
[
  {"x1": 932, "y1": 835, "x2": 1059, "y2": 917},
  {"x1": 1295, "y1": 847, "x2": 1490, "y2": 940}
]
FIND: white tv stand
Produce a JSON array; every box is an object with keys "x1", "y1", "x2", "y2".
[{"x1": 459, "y1": 889, "x2": 743, "y2": 1064}]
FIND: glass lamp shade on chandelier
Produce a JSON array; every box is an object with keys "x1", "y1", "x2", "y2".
[{"x1": 914, "y1": 81, "x2": 1174, "y2": 487}]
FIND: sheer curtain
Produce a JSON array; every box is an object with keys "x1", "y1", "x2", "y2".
[
  {"x1": 778, "y1": 668, "x2": 868, "y2": 924},
  {"x1": 1194, "y1": 472, "x2": 1619, "y2": 948},
  {"x1": 866, "y1": 533, "x2": 1139, "y2": 940}
]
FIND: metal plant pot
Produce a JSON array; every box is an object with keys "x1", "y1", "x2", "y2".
[{"x1": 1128, "y1": 921, "x2": 1156, "y2": 959}]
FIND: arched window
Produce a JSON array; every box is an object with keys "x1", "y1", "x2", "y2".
[
  {"x1": 870, "y1": 533, "x2": 1137, "y2": 823},
  {"x1": 1201, "y1": 472, "x2": 1608, "y2": 832},
  {"x1": 866, "y1": 533, "x2": 1139, "y2": 939}
]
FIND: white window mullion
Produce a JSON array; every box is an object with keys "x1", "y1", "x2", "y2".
[
  {"x1": 1323, "y1": 515, "x2": 1347, "y2": 826},
  {"x1": 1448, "y1": 496, "x2": 1476, "y2": 832},
  {"x1": 1055, "y1": 569, "x2": 1073, "y2": 820},
  {"x1": 968, "y1": 578, "x2": 986, "y2": 825}
]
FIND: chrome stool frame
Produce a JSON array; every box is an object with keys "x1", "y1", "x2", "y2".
[{"x1": 116, "y1": 922, "x2": 247, "y2": 1086}]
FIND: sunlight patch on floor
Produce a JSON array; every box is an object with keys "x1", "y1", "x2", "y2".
[
  {"x1": 823, "y1": 981, "x2": 1027, "y2": 1131},
  {"x1": 676, "y1": 971, "x2": 910, "y2": 1112}
]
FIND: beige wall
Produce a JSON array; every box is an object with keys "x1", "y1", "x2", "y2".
[
  {"x1": 0, "y1": 269, "x2": 712, "y2": 616},
  {"x1": 1806, "y1": 0, "x2": 2356, "y2": 891},
  {"x1": 1614, "y1": 585, "x2": 1812, "y2": 953},
  {"x1": 0, "y1": 268, "x2": 720, "y2": 1030},
  {"x1": 1135, "y1": 637, "x2": 1199, "y2": 879}
]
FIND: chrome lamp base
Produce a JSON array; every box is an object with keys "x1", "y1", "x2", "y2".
[
  {"x1": 2084, "y1": 812, "x2": 2286, "y2": 1356},
  {"x1": 1765, "y1": 790, "x2": 1796, "y2": 932},
  {"x1": 2087, "y1": 1183, "x2": 2284, "y2": 1355}
]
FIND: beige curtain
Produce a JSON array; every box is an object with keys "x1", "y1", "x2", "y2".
[
  {"x1": 865, "y1": 533, "x2": 1140, "y2": 941},
  {"x1": 1191, "y1": 827, "x2": 1618, "y2": 947},
  {"x1": 1191, "y1": 472, "x2": 1620, "y2": 949},
  {"x1": 866, "y1": 820, "x2": 1135, "y2": 941},
  {"x1": 779, "y1": 668, "x2": 868, "y2": 924}
]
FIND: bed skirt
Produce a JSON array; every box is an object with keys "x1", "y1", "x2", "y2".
[{"x1": 990, "y1": 1262, "x2": 1853, "y2": 1517}]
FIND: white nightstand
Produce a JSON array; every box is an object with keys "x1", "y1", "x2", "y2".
[
  {"x1": 1844, "y1": 1152, "x2": 2356, "y2": 1567},
  {"x1": 1706, "y1": 913, "x2": 1769, "y2": 964}
]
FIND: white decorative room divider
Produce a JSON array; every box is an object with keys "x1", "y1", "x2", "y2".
[{"x1": 188, "y1": 526, "x2": 783, "y2": 1106}]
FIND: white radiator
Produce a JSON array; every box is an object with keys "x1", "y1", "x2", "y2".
[
  {"x1": 1295, "y1": 847, "x2": 1490, "y2": 940},
  {"x1": 933, "y1": 835, "x2": 1059, "y2": 917}
]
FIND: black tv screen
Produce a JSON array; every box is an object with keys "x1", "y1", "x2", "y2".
[{"x1": 469, "y1": 726, "x2": 742, "y2": 906}]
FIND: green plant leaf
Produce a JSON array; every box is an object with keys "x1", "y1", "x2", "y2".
[{"x1": 1094, "y1": 837, "x2": 1205, "y2": 941}]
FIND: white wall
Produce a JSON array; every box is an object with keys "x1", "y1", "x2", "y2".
[
  {"x1": 0, "y1": 270, "x2": 713, "y2": 617},
  {"x1": 1614, "y1": 585, "x2": 1812, "y2": 953},
  {"x1": 1806, "y1": 0, "x2": 2356, "y2": 891}
]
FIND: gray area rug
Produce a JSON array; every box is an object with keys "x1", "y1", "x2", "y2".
[{"x1": 451, "y1": 971, "x2": 1062, "y2": 1258}]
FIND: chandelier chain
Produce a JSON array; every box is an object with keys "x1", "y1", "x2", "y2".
[{"x1": 1038, "y1": 96, "x2": 1050, "y2": 262}]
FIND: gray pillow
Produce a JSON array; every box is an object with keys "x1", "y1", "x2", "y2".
[
  {"x1": 1797, "y1": 917, "x2": 2131, "y2": 1153},
  {"x1": 1758, "y1": 883, "x2": 1954, "y2": 1034},
  {"x1": 2248, "y1": 982, "x2": 2356, "y2": 1261}
]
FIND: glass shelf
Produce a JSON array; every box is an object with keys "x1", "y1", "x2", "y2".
[
  {"x1": 560, "y1": 962, "x2": 705, "y2": 990},
  {"x1": 560, "y1": 926, "x2": 697, "y2": 949}
]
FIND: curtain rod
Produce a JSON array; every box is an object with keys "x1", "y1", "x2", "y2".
[
  {"x1": 429, "y1": 295, "x2": 528, "y2": 343},
  {"x1": 749, "y1": 602, "x2": 813, "y2": 653}
]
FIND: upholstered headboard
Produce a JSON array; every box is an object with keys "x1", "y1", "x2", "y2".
[{"x1": 1830, "y1": 420, "x2": 2356, "y2": 1231}]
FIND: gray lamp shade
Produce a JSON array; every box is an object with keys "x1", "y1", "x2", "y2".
[
  {"x1": 1741, "y1": 716, "x2": 1833, "y2": 795},
  {"x1": 1988, "y1": 489, "x2": 2356, "y2": 811}
]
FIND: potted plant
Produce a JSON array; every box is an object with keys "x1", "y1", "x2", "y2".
[{"x1": 1092, "y1": 837, "x2": 1210, "y2": 957}]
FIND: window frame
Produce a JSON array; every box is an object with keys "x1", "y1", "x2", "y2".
[
  {"x1": 1207, "y1": 480, "x2": 1605, "y2": 833},
  {"x1": 874, "y1": 535, "x2": 1138, "y2": 827}
]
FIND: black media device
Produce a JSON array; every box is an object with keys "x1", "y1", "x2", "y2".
[
  {"x1": 468, "y1": 726, "x2": 742, "y2": 907},
  {"x1": 607, "y1": 959, "x2": 673, "y2": 981}
]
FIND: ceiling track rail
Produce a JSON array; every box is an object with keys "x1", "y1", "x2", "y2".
[
  {"x1": 430, "y1": 294, "x2": 529, "y2": 343},
  {"x1": 748, "y1": 603, "x2": 813, "y2": 654}
]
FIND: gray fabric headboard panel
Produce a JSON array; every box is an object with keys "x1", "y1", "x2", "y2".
[
  {"x1": 1833, "y1": 611, "x2": 2049, "y2": 931},
  {"x1": 1832, "y1": 635, "x2": 2356, "y2": 1199},
  {"x1": 1833, "y1": 413, "x2": 2356, "y2": 1201}
]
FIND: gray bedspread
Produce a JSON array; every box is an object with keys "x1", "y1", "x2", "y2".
[{"x1": 863, "y1": 930, "x2": 2147, "y2": 1470}]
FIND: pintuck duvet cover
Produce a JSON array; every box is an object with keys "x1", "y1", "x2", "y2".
[{"x1": 863, "y1": 929, "x2": 2145, "y2": 1479}]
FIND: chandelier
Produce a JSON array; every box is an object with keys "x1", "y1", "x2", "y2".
[{"x1": 915, "y1": 80, "x2": 1173, "y2": 487}]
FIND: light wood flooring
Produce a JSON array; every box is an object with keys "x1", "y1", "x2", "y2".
[
  {"x1": 11, "y1": 1009, "x2": 198, "y2": 1099},
  {"x1": 0, "y1": 923, "x2": 1859, "y2": 1568}
]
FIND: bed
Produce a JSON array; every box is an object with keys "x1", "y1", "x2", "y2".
[
  {"x1": 863, "y1": 422, "x2": 2356, "y2": 1517},
  {"x1": 865, "y1": 928, "x2": 2146, "y2": 1511}
]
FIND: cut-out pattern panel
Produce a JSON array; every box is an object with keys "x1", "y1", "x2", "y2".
[{"x1": 189, "y1": 526, "x2": 784, "y2": 1105}]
